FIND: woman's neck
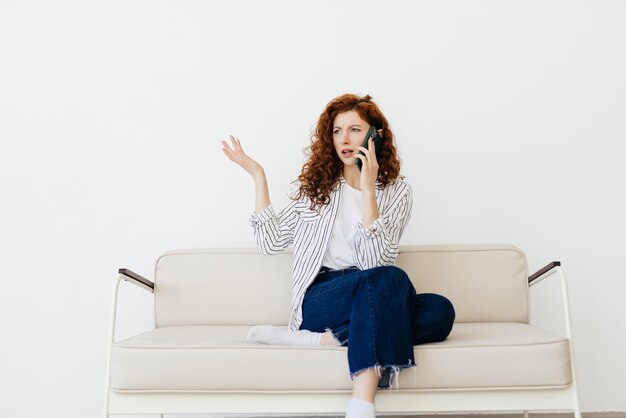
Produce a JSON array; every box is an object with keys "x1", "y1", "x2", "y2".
[{"x1": 342, "y1": 165, "x2": 361, "y2": 190}]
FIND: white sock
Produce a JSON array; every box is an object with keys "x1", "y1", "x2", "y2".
[
  {"x1": 345, "y1": 397, "x2": 376, "y2": 418},
  {"x1": 246, "y1": 325, "x2": 323, "y2": 346}
]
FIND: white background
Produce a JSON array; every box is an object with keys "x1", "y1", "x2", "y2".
[{"x1": 1, "y1": 1, "x2": 625, "y2": 417}]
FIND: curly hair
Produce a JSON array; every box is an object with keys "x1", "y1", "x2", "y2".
[{"x1": 294, "y1": 93, "x2": 401, "y2": 209}]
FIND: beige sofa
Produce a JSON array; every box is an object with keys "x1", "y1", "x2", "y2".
[{"x1": 104, "y1": 244, "x2": 581, "y2": 417}]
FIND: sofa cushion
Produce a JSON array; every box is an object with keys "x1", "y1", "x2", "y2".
[
  {"x1": 110, "y1": 323, "x2": 571, "y2": 392},
  {"x1": 153, "y1": 245, "x2": 529, "y2": 327}
]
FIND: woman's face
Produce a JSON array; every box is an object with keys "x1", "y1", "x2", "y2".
[{"x1": 332, "y1": 110, "x2": 369, "y2": 167}]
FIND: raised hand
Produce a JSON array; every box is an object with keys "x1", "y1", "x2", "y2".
[
  {"x1": 222, "y1": 134, "x2": 263, "y2": 177},
  {"x1": 222, "y1": 134, "x2": 270, "y2": 212}
]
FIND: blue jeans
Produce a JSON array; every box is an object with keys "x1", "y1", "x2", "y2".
[{"x1": 300, "y1": 265, "x2": 455, "y2": 388}]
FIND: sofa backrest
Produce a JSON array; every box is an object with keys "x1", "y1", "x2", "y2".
[{"x1": 153, "y1": 244, "x2": 529, "y2": 327}]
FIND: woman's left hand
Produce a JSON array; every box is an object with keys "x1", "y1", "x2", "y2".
[{"x1": 355, "y1": 135, "x2": 380, "y2": 193}]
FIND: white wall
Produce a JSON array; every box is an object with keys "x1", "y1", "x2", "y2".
[{"x1": 1, "y1": 1, "x2": 625, "y2": 417}]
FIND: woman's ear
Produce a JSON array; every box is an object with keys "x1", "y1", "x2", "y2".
[{"x1": 377, "y1": 128, "x2": 383, "y2": 138}]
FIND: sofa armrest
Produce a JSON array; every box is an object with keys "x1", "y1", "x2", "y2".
[
  {"x1": 105, "y1": 268, "x2": 155, "y2": 405},
  {"x1": 119, "y1": 268, "x2": 155, "y2": 293},
  {"x1": 528, "y1": 261, "x2": 561, "y2": 287}
]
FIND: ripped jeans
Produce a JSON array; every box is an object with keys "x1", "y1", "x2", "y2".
[{"x1": 299, "y1": 265, "x2": 455, "y2": 389}]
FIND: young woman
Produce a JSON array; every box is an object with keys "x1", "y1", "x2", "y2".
[{"x1": 222, "y1": 93, "x2": 455, "y2": 418}]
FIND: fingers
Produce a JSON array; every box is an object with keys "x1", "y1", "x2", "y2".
[
  {"x1": 368, "y1": 137, "x2": 378, "y2": 162},
  {"x1": 356, "y1": 139, "x2": 374, "y2": 159},
  {"x1": 222, "y1": 134, "x2": 253, "y2": 170},
  {"x1": 222, "y1": 141, "x2": 232, "y2": 152},
  {"x1": 356, "y1": 146, "x2": 369, "y2": 157},
  {"x1": 222, "y1": 134, "x2": 244, "y2": 155},
  {"x1": 222, "y1": 147, "x2": 233, "y2": 160},
  {"x1": 221, "y1": 142, "x2": 237, "y2": 162},
  {"x1": 221, "y1": 140, "x2": 234, "y2": 156},
  {"x1": 354, "y1": 152, "x2": 370, "y2": 167},
  {"x1": 357, "y1": 138, "x2": 378, "y2": 163},
  {"x1": 222, "y1": 135, "x2": 242, "y2": 164},
  {"x1": 231, "y1": 134, "x2": 247, "y2": 155},
  {"x1": 229, "y1": 134, "x2": 238, "y2": 149},
  {"x1": 356, "y1": 137, "x2": 379, "y2": 172}
]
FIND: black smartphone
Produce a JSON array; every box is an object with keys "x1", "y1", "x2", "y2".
[{"x1": 355, "y1": 126, "x2": 383, "y2": 172}]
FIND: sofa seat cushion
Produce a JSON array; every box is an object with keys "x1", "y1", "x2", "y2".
[{"x1": 110, "y1": 323, "x2": 571, "y2": 392}]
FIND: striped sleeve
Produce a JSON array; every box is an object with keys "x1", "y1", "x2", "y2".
[
  {"x1": 352, "y1": 181, "x2": 413, "y2": 269},
  {"x1": 249, "y1": 198, "x2": 299, "y2": 255}
]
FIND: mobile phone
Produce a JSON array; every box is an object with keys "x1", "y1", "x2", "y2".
[{"x1": 355, "y1": 126, "x2": 383, "y2": 172}]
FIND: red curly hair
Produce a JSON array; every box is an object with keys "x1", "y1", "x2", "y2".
[{"x1": 294, "y1": 93, "x2": 401, "y2": 209}]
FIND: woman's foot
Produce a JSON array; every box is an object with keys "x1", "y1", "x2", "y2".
[
  {"x1": 320, "y1": 330, "x2": 341, "y2": 346},
  {"x1": 345, "y1": 397, "x2": 376, "y2": 418},
  {"x1": 246, "y1": 325, "x2": 323, "y2": 346}
]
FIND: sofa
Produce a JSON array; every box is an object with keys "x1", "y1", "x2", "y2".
[{"x1": 104, "y1": 244, "x2": 581, "y2": 417}]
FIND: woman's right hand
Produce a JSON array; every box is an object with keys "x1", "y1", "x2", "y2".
[
  {"x1": 222, "y1": 134, "x2": 271, "y2": 213},
  {"x1": 222, "y1": 134, "x2": 263, "y2": 177}
]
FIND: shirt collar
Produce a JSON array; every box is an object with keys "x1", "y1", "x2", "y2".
[{"x1": 336, "y1": 175, "x2": 384, "y2": 191}]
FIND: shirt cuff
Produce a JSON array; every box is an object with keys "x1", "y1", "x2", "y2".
[
  {"x1": 356, "y1": 217, "x2": 386, "y2": 239},
  {"x1": 249, "y1": 204, "x2": 275, "y2": 227}
]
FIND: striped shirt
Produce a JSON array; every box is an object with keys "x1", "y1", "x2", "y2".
[{"x1": 249, "y1": 176, "x2": 413, "y2": 331}]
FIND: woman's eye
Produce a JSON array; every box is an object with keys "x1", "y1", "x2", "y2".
[{"x1": 352, "y1": 128, "x2": 360, "y2": 132}]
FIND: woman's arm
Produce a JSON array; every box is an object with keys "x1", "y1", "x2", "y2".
[
  {"x1": 250, "y1": 198, "x2": 298, "y2": 255},
  {"x1": 222, "y1": 134, "x2": 296, "y2": 254},
  {"x1": 252, "y1": 168, "x2": 270, "y2": 214},
  {"x1": 353, "y1": 135, "x2": 413, "y2": 268},
  {"x1": 353, "y1": 181, "x2": 413, "y2": 269},
  {"x1": 361, "y1": 189, "x2": 379, "y2": 229},
  {"x1": 222, "y1": 135, "x2": 270, "y2": 213}
]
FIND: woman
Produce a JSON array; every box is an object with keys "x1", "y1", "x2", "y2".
[{"x1": 222, "y1": 93, "x2": 455, "y2": 418}]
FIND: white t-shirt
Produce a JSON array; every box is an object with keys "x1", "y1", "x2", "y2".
[{"x1": 321, "y1": 182, "x2": 362, "y2": 270}]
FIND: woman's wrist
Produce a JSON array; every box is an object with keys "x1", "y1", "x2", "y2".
[
  {"x1": 361, "y1": 186, "x2": 376, "y2": 199},
  {"x1": 362, "y1": 189, "x2": 379, "y2": 228},
  {"x1": 250, "y1": 165, "x2": 265, "y2": 179}
]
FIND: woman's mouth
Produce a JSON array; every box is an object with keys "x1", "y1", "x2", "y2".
[{"x1": 341, "y1": 149, "x2": 354, "y2": 158}]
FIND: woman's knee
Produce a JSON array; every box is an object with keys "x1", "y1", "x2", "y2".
[
  {"x1": 413, "y1": 293, "x2": 456, "y2": 342},
  {"x1": 369, "y1": 265, "x2": 412, "y2": 288},
  {"x1": 433, "y1": 294, "x2": 455, "y2": 322},
  {"x1": 433, "y1": 294, "x2": 455, "y2": 340}
]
